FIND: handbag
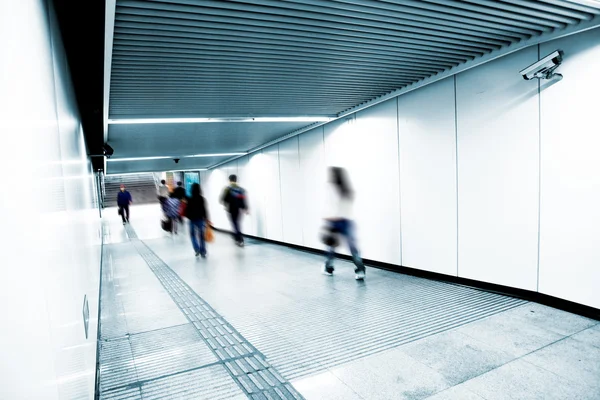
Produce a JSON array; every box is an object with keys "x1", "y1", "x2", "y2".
[
  {"x1": 204, "y1": 224, "x2": 214, "y2": 242},
  {"x1": 320, "y1": 225, "x2": 340, "y2": 247},
  {"x1": 161, "y1": 219, "x2": 172, "y2": 232}
]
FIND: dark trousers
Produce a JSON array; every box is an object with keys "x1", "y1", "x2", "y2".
[
  {"x1": 119, "y1": 205, "x2": 130, "y2": 223},
  {"x1": 229, "y1": 212, "x2": 243, "y2": 243}
]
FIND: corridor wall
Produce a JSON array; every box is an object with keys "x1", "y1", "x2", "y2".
[
  {"x1": 203, "y1": 27, "x2": 600, "y2": 310},
  {"x1": 0, "y1": 1, "x2": 102, "y2": 399}
]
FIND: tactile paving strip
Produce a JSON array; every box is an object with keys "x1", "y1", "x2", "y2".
[{"x1": 129, "y1": 234, "x2": 304, "y2": 400}]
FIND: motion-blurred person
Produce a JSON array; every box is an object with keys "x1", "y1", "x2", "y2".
[
  {"x1": 164, "y1": 193, "x2": 181, "y2": 234},
  {"x1": 322, "y1": 167, "x2": 365, "y2": 280},
  {"x1": 117, "y1": 184, "x2": 132, "y2": 225},
  {"x1": 173, "y1": 181, "x2": 186, "y2": 222},
  {"x1": 173, "y1": 181, "x2": 186, "y2": 200},
  {"x1": 220, "y1": 174, "x2": 248, "y2": 247},
  {"x1": 186, "y1": 183, "x2": 210, "y2": 257},
  {"x1": 157, "y1": 179, "x2": 169, "y2": 205}
]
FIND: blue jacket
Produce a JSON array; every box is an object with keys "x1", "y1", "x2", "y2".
[{"x1": 117, "y1": 191, "x2": 132, "y2": 207}]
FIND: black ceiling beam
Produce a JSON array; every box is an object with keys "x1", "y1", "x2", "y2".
[{"x1": 52, "y1": 0, "x2": 106, "y2": 171}]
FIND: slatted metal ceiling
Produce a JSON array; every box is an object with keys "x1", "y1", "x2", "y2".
[
  {"x1": 110, "y1": 0, "x2": 599, "y2": 117},
  {"x1": 106, "y1": 0, "x2": 600, "y2": 173}
]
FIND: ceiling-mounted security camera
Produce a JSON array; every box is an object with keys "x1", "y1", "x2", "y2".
[
  {"x1": 520, "y1": 50, "x2": 564, "y2": 80},
  {"x1": 103, "y1": 143, "x2": 114, "y2": 158},
  {"x1": 173, "y1": 158, "x2": 180, "y2": 164}
]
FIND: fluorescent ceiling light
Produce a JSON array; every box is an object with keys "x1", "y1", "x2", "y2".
[
  {"x1": 184, "y1": 153, "x2": 246, "y2": 158},
  {"x1": 108, "y1": 117, "x2": 332, "y2": 124},
  {"x1": 106, "y1": 156, "x2": 171, "y2": 162}
]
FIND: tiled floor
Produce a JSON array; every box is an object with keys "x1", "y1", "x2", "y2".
[{"x1": 98, "y1": 204, "x2": 600, "y2": 400}]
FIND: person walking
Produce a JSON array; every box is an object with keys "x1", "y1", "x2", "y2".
[
  {"x1": 173, "y1": 181, "x2": 186, "y2": 223},
  {"x1": 157, "y1": 179, "x2": 169, "y2": 206},
  {"x1": 186, "y1": 183, "x2": 210, "y2": 257},
  {"x1": 117, "y1": 184, "x2": 132, "y2": 225},
  {"x1": 164, "y1": 193, "x2": 181, "y2": 235},
  {"x1": 322, "y1": 167, "x2": 365, "y2": 280},
  {"x1": 173, "y1": 181, "x2": 186, "y2": 200},
  {"x1": 220, "y1": 174, "x2": 248, "y2": 247}
]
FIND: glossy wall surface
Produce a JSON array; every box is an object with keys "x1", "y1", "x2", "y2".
[
  {"x1": 203, "y1": 28, "x2": 600, "y2": 310},
  {"x1": 0, "y1": 1, "x2": 102, "y2": 399}
]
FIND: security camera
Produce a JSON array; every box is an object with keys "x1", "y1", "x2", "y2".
[
  {"x1": 520, "y1": 50, "x2": 564, "y2": 80},
  {"x1": 173, "y1": 158, "x2": 180, "y2": 164}
]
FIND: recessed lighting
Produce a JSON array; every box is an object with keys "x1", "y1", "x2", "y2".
[{"x1": 107, "y1": 117, "x2": 332, "y2": 124}]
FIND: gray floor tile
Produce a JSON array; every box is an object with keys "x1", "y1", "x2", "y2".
[
  {"x1": 331, "y1": 347, "x2": 451, "y2": 400},
  {"x1": 462, "y1": 359, "x2": 597, "y2": 400},
  {"x1": 522, "y1": 337, "x2": 600, "y2": 391},
  {"x1": 399, "y1": 329, "x2": 515, "y2": 385},
  {"x1": 100, "y1": 207, "x2": 600, "y2": 399},
  {"x1": 570, "y1": 323, "x2": 600, "y2": 349},
  {"x1": 455, "y1": 309, "x2": 564, "y2": 357},
  {"x1": 141, "y1": 364, "x2": 244, "y2": 400},
  {"x1": 497, "y1": 303, "x2": 598, "y2": 336},
  {"x1": 424, "y1": 384, "x2": 485, "y2": 400},
  {"x1": 292, "y1": 371, "x2": 364, "y2": 400}
]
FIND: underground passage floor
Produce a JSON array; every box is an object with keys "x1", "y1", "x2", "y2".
[{"x1": 98, "y1": 205, "x2": 600, "y2": 400}]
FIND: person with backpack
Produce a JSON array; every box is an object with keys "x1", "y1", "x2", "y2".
[
  {"x1": 322, "y1": 167, "x2": 366, "y2": 280},
  {"x1": 220, "y1": 174, "x2": 248, "y2": 247},
  {"x1": 186, "y1": 183, "x2": 210, "y2": 257}
]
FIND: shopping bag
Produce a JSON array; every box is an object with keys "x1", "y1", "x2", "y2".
[
  {"x1": 178, "y1": 201, "x2": 187, "y2": 217},
  {"x1": 118, "y1": 208, "x2": 122, "y2": 216},
  {"x1": 204, "y1": 224, "x2": 214, "y2": 242},
  {"x1": 161, "y1": 219, "x2": 172, "y2": 232}
]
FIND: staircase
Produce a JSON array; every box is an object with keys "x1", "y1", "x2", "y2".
[{"x1": 104, "y1": 173, "x2": 158, "y2": 207}]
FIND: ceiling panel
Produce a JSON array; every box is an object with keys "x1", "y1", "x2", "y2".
[
  {"x1": 106, "y1": 155, "x2": 226, "y2": 174},
  {"x1": 107, "y1": 0, "x2": 600, "y2": 171},
  {"x1": 107, "y1": 121, "x2": 310, "y2": 157}
]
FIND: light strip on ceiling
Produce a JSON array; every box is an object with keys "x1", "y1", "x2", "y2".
[
  {"x1": 106, "y1": 156, "x2": 172, "y2": 162},
  {"x1": 184, "y1": 153, "x2": 246, "y2": 158},
  {"x1": 106, "y1": 153, "x2": 247, "y2": 162},
  {"x1": 107, "y1": 117, "x2": 333, "y2": 124}
]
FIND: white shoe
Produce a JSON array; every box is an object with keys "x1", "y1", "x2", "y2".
[{"x1": 355, "y1": 270, "x2": 365, "y2": 280}]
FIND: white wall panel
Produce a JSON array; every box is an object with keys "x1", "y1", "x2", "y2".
[
  {"x1": 456, "y1": 47, "x2": 540, "y2": 291},
  {"x1": 353, "y1": 100, "x2": 402, "y2": 264},
  {"x1": 0, "y1": 1, "x2": 101, "y2": 399},
  {"x1": 538, "y1": 28, "x2": 600, "y2": 309},
  {"x1": 299, "y1": 126, "x2": 326, "y2": 249},
  {"x1": 247, "y1": 152, "x2": 268, "y2": 238},
  {"x1": 279, "y1": 137, "x2": 303, "y2": 245},
  {"x1": 236, "y1": 155, "x2": 256, "y2": 236},
  {"x1": 262, "y1": 145, "x2": 283, "y2": 241},
  {"x1": 205, "y1": 168, "x2": 229, "y2": 230},
  {"x1": 398, "y1": 78, "x2": 458, "y2": 276}
]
